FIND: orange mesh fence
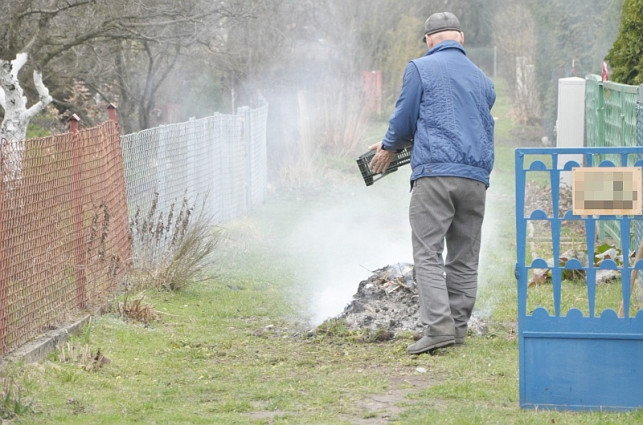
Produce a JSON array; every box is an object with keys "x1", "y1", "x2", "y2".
[
  {"x1": 0, "y1": 102, "x2": 269, "y2": 355},
  {"x1": 0, "y1": 116, "x2": 131, "y2": 354}
]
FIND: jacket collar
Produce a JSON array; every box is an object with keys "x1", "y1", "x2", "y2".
[{"x1": 425, "y1": 40, "x2": 465, "y2": 56}]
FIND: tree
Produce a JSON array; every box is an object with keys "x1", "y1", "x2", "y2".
[
  {"x1": 0, "y1": 53, "x2": 52, "y2": 183},
  {"x1": 606, "y1": 0, "x2": 643, "y2": 85},
  {"x1": 492, "y1": 1, "x2": 539, "y2": 124},
  {"x1": 0, "y1": 0, "x2": 257, "y2": 133}
]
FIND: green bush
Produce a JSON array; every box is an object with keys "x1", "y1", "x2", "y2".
[{"x1": 606, "y1": 0, "x2": 643, "y2": 85}]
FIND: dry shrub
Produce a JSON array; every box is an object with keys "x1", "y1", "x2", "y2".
[
  {"x1": 129, "y1": 193, "x2": 220, "y2": 291},
  {"x1": 313, "y1": 79, "x2": 370, "y2": 156},
  {"x1": 275, "y1": 79, "x2": 369, "y2": 185},
  {"x1": 58, "y1": 342, "x2": 110, "y2": 372},
  {"x1": 113, "y1": 292, "x2": 157, "y2": 325}
]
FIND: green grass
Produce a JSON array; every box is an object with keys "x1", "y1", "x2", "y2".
[
  {"x1": 3, "y1": 78, "x2": 643, "y2": 424},
  {"x1": 13, "y1": 279, "x2": 640, "y2": 424},
  {"x1": 491, "y1": 77, "x2": 514, "y2": 143},
  {"x1": 526, "y1": 277, "x2": 640, "y2": 317}
]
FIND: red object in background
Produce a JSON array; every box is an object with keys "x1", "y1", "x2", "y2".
[
  {"x1": 154, "y1": 103, "x2": 181, "y2": 124},
  {"x1": 361, "y1": 70, "x2": 382, "y2": 115},
  {"x1": 601, "y1": 61, "x2": 609, "y2": 82}
]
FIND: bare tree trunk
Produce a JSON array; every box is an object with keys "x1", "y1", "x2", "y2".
[
  {"x1": 492, "y1": 4, "x2": 539, "y2": 125},
  {"x1": 0, "y1": 53, "x2": 52, "y2": 184}
]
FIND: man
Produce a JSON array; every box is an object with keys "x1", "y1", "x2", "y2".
[{"x1": 369, "y1": 12, "x2": 495, "y2": 355}]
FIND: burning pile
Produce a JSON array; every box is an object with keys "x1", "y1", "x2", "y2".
[
  {"x1": 334, "y1": 263, "x2": 487, "y2": 339},
  {"x1": 338, "y1": 263, "x2": 423, "y2": 336}
]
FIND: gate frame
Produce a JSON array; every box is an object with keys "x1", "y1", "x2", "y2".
[{"x1": 515, "y1": 147, "x2": 643, "y2": 411}]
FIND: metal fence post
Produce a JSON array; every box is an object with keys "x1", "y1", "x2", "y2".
[
  {"x1": 188, "y1": 117, "x2": 196, "y2": 203},
  {"x1": 69, "y1": 114, "x2": 88, "y2": 309},
  {"x1": 107, "y1": 103, "x2": 118, "y2": 123},
  {"x1": 639, "y1": 85, "x2": 643, "y2": 147},
  {"x1": 241, "y1": 106, "x2": 252, "y2": 214},
  {"x1": 598, "y1": 81, "x2": 605, "y2": 146},
  {"x1": 106, "y1": 104, "x2": 132, "y2": 269},
  {"x1": 157, "y1": 125, "x2": 167, "y2": 215},
  {"x1": 0, "y1": 152, "x2": 6, "y2": 352},
  {"x1": 619, "y1": 85, "x2": 625, "y2": 146}
]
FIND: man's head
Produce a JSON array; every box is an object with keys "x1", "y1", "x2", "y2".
[{"x1": 422, "y1": 12, "x2": 463, "y2": 48}]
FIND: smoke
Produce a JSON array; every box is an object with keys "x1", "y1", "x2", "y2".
[
  {"x1": 277, "y1": 165, "x2": 507, "y2": 326},
  {"x1": 475, "y1": 169, "x2": 511, "y2": 318},
  {"x1": 244, "y1": 1, "x2": 511, "y2": 325},
  {"x1": 281, "y1": 173, "x2": 413, "y2": 325}
]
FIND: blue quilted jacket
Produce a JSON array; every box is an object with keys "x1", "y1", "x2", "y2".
[{"x1": 382, "y1": 40, "x2": 496, "y2": 187}]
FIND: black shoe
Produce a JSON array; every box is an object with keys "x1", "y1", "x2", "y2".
[{"x1": 407, "y1": 335, "x2": 455, "y2": 355}]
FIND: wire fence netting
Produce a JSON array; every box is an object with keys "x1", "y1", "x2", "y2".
[
  {"x1": 0, "y1": 102, "x2": 269, "y2": 355},
  {"x1": 121, "y1": 103, "x2": 268, "y2": 225},
  {"x1": 0, "y1": 119, "x2": 131, "y2": 354}
]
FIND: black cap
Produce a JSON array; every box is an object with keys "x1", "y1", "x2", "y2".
[{"x1": 422, "y1": 12, "x2": 461, "y2": 39}]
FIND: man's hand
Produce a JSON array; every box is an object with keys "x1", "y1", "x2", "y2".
[{"x1": 368, "y1": 142, "x2": 396, "y2": 174}]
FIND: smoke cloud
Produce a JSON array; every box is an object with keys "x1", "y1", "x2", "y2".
[
  {"x1": 281, "y1": 172, "x2": 413, "y2": 325},
  {"x1": 247, "y1": 1, "x2": 507, "y2": 326},
  {"x1": 276, "y1": 166, "x2": 506, "y2": 326}
]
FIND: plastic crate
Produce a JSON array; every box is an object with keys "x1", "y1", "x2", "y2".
[{"x1": 356, "y1": 143, "x2": 412, "y2": 186}]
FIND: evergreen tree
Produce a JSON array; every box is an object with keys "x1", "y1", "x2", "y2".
[{"x1": 606, "y1": 0, "x2": 643, "y2": 85}]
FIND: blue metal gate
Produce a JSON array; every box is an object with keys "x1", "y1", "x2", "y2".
[{"x1": 515, "y1": 147, "x2": 643, "y2": 410}]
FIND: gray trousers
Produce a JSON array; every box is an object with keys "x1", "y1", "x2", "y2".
[{"x1": 409, "y1": 176, "x2": 486, "y2": 337}]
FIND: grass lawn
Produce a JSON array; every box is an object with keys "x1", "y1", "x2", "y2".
[{"x1": 2, "y1": 79, "x2": 642, "y2": 424}]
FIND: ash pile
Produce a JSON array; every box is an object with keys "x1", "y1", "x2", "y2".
[{"x1": 335, "y1": 263, "x2": 487, "y2": 339}]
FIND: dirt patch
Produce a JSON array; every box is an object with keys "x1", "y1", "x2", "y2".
[
  {"x1": 246, "y1": 373, "x2": 435, "y2": 425},
  {"x1": 340, "y1": 373, "x2": 435, "y2": 424}
]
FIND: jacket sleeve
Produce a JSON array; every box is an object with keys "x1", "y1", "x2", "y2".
[{"x1": 382, "y1": 62, "x2": 421, "y2": 151}]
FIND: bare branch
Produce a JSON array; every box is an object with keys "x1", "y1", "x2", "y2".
[
  {"x1": 22, "y1": 70, "x2": 53, "y2": 122},
  {"x1": 40, "y1": 28, "x2": 119, "y2": 67},
  {"x1": 16, "y1": 0, "x2": 95, "y2": 20},
  {"x1": 107, "y1": 10, "x2": 220, "y2": 28},
  {"x1": 11, "y1": 53, "x2": 29, "y2": 79}
]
